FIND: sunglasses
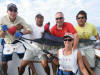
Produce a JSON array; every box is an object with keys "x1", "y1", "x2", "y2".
[
  {"x1": 64, "y1": 39, "x2": 73, "y2": 42},
  {"x1": 77, "y1": 16, "x2": 85, "y2": 19},
  {"x1": 9, "y1": 9, "x2": 17, "y2": 12},
  {"x1": 56, "y1": 17, "x2": 64, "y2": 20}
]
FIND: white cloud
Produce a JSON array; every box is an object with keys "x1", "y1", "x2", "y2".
[{"x1": 0, "y1": 0, "x2": 100, "y2": 27}]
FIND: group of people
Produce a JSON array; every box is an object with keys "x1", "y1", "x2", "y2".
[{"x1": 0, "y1": 3, "x2": 100, "y2": 75}]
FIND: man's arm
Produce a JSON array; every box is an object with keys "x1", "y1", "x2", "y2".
[
  {"x1": 18, "y1": 18, "x2": 32, "y2": 35},
  {"x1": 52, "y1": 50, "x2": 59, "y2": 65},
  {"x1": 14, "y1": 18, "x2": 32, "y2": 38},
  {"x1": 21, "y1": 29, "x2": 31, "y2": 35},
  {"x1": 0, "y1": 18, "x2": 6, "y2": 38},
  {"x1": 95, "y1": 33, "x2": 100, "y2": 40},
  {"x1": 93, "y1": 25, "x2": 100, "y2": 40},
  {"x1": 73, "y1": 33, "x2": 79, "y2": 49},
  {"x1": 0, "y1": 30, "x2": 6, "y2": 38},
  {"x1": 14, "y1": 28, "x2": 31, "y2": 38}
]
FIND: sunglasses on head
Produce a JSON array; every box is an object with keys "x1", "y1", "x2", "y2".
[
  {"x1": 64, "y1": 39, "x2": 73, "y2": 42},
  {"x1": 77, "y1": 16, "x2": 85, "y2": 19},
  {"x1": 56, "y1": 17, "x2": 63, "y2": 20}
]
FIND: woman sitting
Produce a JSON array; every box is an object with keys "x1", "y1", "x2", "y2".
[{"x1": 50, "y1": 33, "x2": 89, "y2": 75}]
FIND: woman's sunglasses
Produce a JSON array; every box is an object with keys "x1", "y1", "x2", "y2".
[{"x1": 64, "y1": 39, "x2": 73, "y2": 42}]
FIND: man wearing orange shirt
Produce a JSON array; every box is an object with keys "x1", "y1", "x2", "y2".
[{"x1": 45, "y1": 12, "x2": 79, "y2": 49}]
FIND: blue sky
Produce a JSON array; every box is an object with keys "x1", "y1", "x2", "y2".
[{"x1": 0, "y1": 0, "x2": 100, "y2": 28}]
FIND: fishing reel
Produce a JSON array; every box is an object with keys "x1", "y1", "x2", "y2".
[{"x1": 43, "y1": 49, "x2": 57, "y2": 61}]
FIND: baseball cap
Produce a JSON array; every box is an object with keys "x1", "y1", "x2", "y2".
[
  {"x1": 7, "y1": 3, "x2": 17, "y2": 12},
  {"x1": 64, "y1": 33, "x2": 74, "y2": 39}
]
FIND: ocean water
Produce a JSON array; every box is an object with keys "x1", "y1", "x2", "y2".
[{"x1": 97, "y1": 27, "x2": 100, "y2": 34}]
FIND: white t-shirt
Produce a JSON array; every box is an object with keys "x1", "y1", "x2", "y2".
[{"x1": 29, "y1": 24, "x2": 44, "y2": 40}]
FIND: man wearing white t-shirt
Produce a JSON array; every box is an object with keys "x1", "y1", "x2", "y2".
[
  {"x1": 18, "y1": 14, "x2": 50, "y2": 75},
  {"x1": 29, "y1": 20, "x2": 44, "y2": 40}
]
